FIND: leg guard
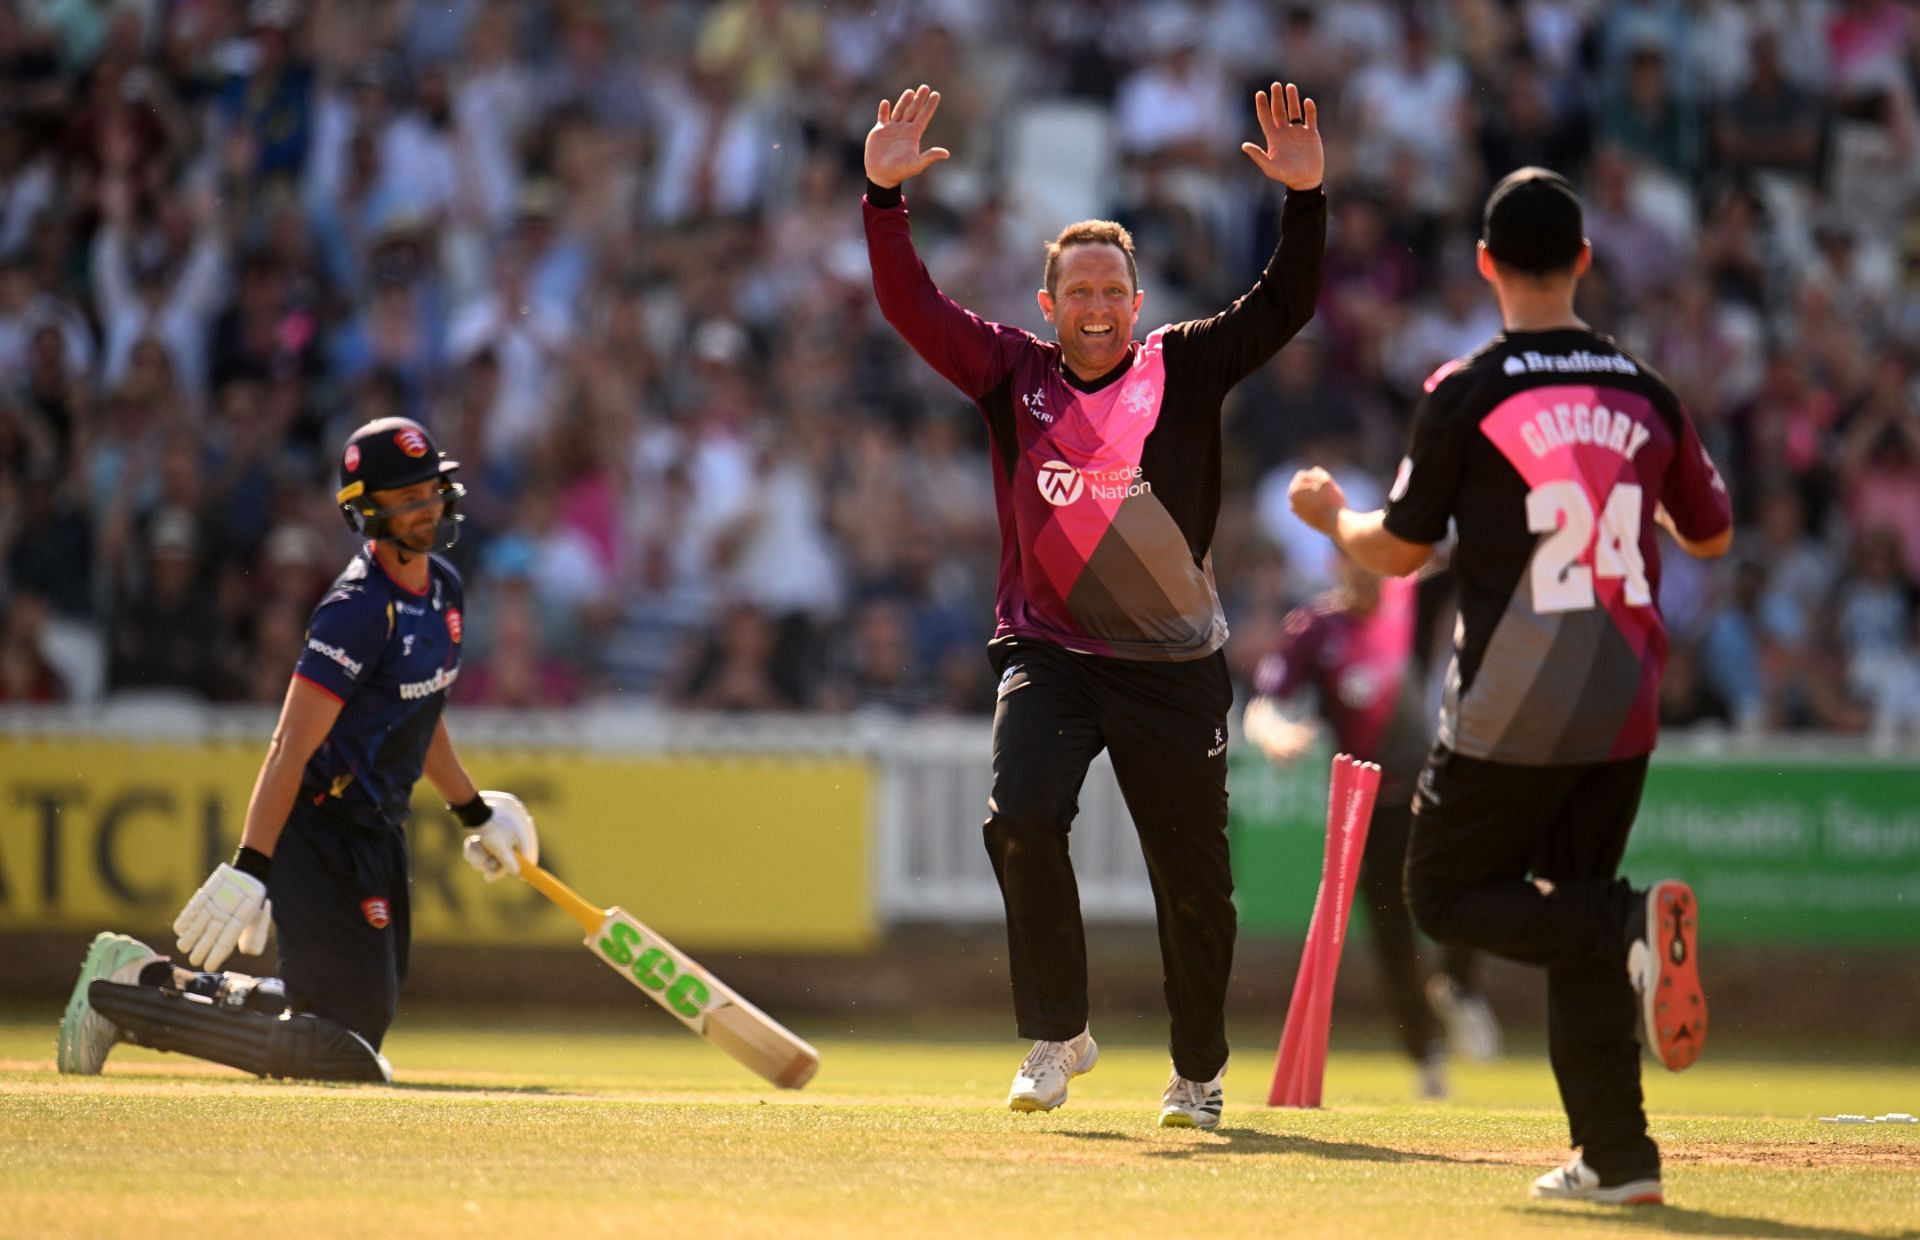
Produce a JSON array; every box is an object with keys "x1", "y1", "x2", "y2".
[{"x1": 88, "y1": 981, "x2": 392, "y2": 1083}]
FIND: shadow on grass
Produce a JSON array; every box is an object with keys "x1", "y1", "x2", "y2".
[
  {"x1": 111, "y1": 1071, "x2": 569, "y2": 1097},
  {"x1": 1508, "y1": 1204, "x2": 1919, "y2": 1239},
  {"x1": 1140, "y1": 1129, "x2": 1495, "y2": 1164},
  {"x1": 383, "y1": 1079, "x2": 566, "y2": 1096},
  {"x1": 97, "y1": 1071, "x2": 570, "y2": 1097}
]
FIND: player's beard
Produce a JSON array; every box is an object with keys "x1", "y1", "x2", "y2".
[{"x1": 392, "y1": 521, "x2": 437, "y2": 556}]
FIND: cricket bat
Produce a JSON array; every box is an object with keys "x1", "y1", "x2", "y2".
[{"x1": 514, "y1": 852, "x2": 820, "y2": 1089}]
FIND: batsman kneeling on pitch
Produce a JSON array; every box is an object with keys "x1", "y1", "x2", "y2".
[{"x1": 57, "y1": 417, "x2": 536, "y2": 1083}]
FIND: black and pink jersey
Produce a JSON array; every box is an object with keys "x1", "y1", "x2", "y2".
[
  {"x1": 1383, "y1": 329, "x2": 1732, "y2": 765},
  {"x1": 865, "y1": 184, "x2": 1325, "y2": 661},
  {"x1": 1253, "y1": 574, "x2": 1432, "y2": 801}
]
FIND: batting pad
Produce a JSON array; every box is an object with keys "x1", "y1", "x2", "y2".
[{"x1": 89, "y1": 981, "x2": 392, "y2": 1083}]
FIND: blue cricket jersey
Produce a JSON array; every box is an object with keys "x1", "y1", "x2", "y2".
[{"x1": 291, "y1": 544, "x2": 466, "y2": 828}]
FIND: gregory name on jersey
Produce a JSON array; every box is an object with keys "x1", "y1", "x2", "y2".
[{"x1": 1514, "y1": 399, "x2": 1654, "y2": 462}]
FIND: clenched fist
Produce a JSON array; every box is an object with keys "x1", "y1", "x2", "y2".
[{"x1": 1288, "y1": 466, "x2": 1347, "y2": 536}]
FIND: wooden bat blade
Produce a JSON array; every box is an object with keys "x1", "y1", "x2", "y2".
[
  {"x1": 589, "y1": 906, "x2": 821, "y2": 1090},
  {"x1": 707, "y1": 1003, "x2": 820, "y2": 1089},
  {"x1": 515, "y1": 857, "x2": 819, "y2": 1089}
]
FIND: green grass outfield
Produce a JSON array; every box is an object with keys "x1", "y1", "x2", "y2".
[{"x1": 2, "y1": 1006, "x2": 1916, "y2": 1239}]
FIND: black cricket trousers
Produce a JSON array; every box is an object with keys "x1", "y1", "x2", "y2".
[
  {"x1": 983, "y1": 639, "x2": 1235, "y2": 1083},
  {"x1": 1404, "y1": 745, "x2": 1655, "y2": 1180},
  {"x1": 269, "y1": 798, "x2": 413, "y2": 1048}
]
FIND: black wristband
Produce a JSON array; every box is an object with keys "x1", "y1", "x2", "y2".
[
  {"x1": 449, "y1": 793, "x2": 492, "y2": 828},
  {"x1": 232, "y1": 845, "x2": 272, "y2": 883},
  {"x1": 865, "y1": 179, "x2": 902, "y2": 209}
]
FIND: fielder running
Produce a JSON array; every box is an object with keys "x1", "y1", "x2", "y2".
[
  {"x1": 58, "y1": 417, "x2": 539, "y2": 1081},
  {"x1": 864, "y1": 82, "x2": 1325, "y2": 1128},
  {"x1": 1288, "y1": 168, "x2": 1730, "y2": 1203},
  {"x1": 1242, "y1": 555, "x2": 1501, "y2": 1097}
]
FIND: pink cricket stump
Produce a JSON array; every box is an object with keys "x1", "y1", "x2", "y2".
[
  {"x1": 1292, "y1": 758, "x2": 1378, "y2": 1106},
  {"x1": 1267, "y1": 755, "x2": 1348, "y2": 1104},
  {"x1": 1269, "y1": 753, "x2": 1382, "y2": 1107}
]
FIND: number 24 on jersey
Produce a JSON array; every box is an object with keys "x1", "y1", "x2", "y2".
[{"x1": 1526, "y1": 481, "x2": 1651, "y2": 613}]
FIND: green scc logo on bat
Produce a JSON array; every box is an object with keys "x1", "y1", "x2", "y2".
[{"x1": 598, "y1": 920, "x2": 713, "y2": 1020}]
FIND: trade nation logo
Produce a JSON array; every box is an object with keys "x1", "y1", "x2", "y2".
[{"x1": 1037, "y1": 459, "x2": 1083, "y2": 506}]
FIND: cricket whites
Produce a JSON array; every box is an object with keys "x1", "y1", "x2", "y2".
[{"x1": 514, "y1": 852, "x2": 820, "y2": 1089}]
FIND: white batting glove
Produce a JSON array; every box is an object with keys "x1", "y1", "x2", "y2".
[
  {"x1": 173, "y1": 864, "x2": 273, "y2": 971},
  {"x1": 461, "y1": 790, "x2": 539, "y2": 883}
]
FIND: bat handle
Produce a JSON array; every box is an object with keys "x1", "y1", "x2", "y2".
[{"x1": 513, "y1": 850, "x2": 606, "y2": 935}]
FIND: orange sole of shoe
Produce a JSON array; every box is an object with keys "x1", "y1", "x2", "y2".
[{"x1": 1652, "y1": 882, "x2": 1707, "y2": 1071}]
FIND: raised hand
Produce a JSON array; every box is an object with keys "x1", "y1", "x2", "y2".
[
  {"x1": 1240, "y1": 81, "x2": 1323, "y2": 191},
  {"x1": 865, "y1": 84, "x2": 952, "y2": 189}
]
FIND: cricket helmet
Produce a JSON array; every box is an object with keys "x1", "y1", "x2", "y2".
[{"x1": 335, "y1": 416, "x2": 465, "y2": 548}]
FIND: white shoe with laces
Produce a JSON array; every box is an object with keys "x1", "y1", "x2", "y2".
[
  {"x1": 1006, "y1": 1027, "x2": 1098, "y2": 1113},
  {"x1": 1158, "y1": 1067, "x2": 1224, "y2": 1130},
  {"x1": 1529, "y1": 1157, "x2": 1663, "y2": 1206}
]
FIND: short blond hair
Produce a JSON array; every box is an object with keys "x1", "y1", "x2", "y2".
[{"x1": 1044, "y1": 220, "x2": 1138, "y2": 296}]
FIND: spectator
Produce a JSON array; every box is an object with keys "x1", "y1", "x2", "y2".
[
  {"x1": 1713, "y1": 26, "x2": 1823, "y2": 184},
  {"x1": 1345, "y1": 17, "x2": 1469, "y2": 214},
  {"x1": 0, "y1": 249, "x2": 93, "y2": 398},
  {"x1": 817, "y1": 596, "x2": 931, "y2": 715},
  {"x1": 6, "y1": 465, "x2": 93, "y2": 619},
  {"x1": 1383, "y1": 252, "x2": 1502, "y2": 398},
  {"x1": 600, "y1": 520, "x2": 713, "y2": 701},
  {"x1": 1600, "y1": 42, "x2": 1701, "y2": 181},
  {"x1": 1837, "y1": 355, "x2": 1920, "y2": 581},
  {"x1": 1475, "y1": 50, "x2": 1591, "y2": 192},
  {"x1": 215, "y1": 0, "x2": 315, "y2": 189},
  {"x1": 91, "y1": 165, "x2": 228, "y2": 412},
  {"x1": 107, "y1": 505, "x2": 211, "y2": 693},
  {"x1": 0, "y1": 590, "x2": 65, "y2": 702},
  {"x1": 674, "y1": 600, "x2": 797, "y2": 713},
  {"x1": 1580, "y1": 147, "x2": 1682, "y2": 306},
  {"x1": 1113, "y1": 17, "x2": 1235, "y2": 166},
  {"x1": 1750, "y1": 481, "x2": 1837, "y2": 653},
  {"x1": 458, "y1": 589, "x2": 578, "y2": 708},
  {"x1": 1836, "y1": 526, "x2": 1917, "y2": 699},
  {"x1": 207, "y1": 252, "x2": 322, "y2": 390}
]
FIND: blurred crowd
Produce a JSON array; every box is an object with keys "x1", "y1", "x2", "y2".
[{"x1": 0, "y1": 0, "x2": 1916, "y2": 742}]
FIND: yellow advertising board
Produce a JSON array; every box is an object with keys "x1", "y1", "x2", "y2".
[{"x1": 0, "y1": 738, "x2": 876, "y2": 951}]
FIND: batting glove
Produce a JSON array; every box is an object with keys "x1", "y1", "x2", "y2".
[
  {"x1": 173, "y1": 864, "x2": 273, "y2": 971},
  {"x1": 461, "y1": 790, "x2": 539, "y2": 882}
]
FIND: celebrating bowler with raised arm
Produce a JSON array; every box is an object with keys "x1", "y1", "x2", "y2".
[{"x1": 864, "y1": 82, "x2": 1325, "y2": 1129}]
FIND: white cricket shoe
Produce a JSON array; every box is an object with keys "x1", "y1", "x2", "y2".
[
  {"x1": 1006, "y1": 1027, "x2": 1098, "y2": 1113},
  {"x1": 1529, "y1": 1157, "x2": 1663, "y2": 1206},
  {"x1": 57, "y1": 932, "x2": 163, "y2": 1074},
  {"x1": 1428, "y1": 975, "x2": 1503, "y2": 1063},
  {"x1": 1158, "y1": 1067, "x2": 1224, "y2": 1130}
]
